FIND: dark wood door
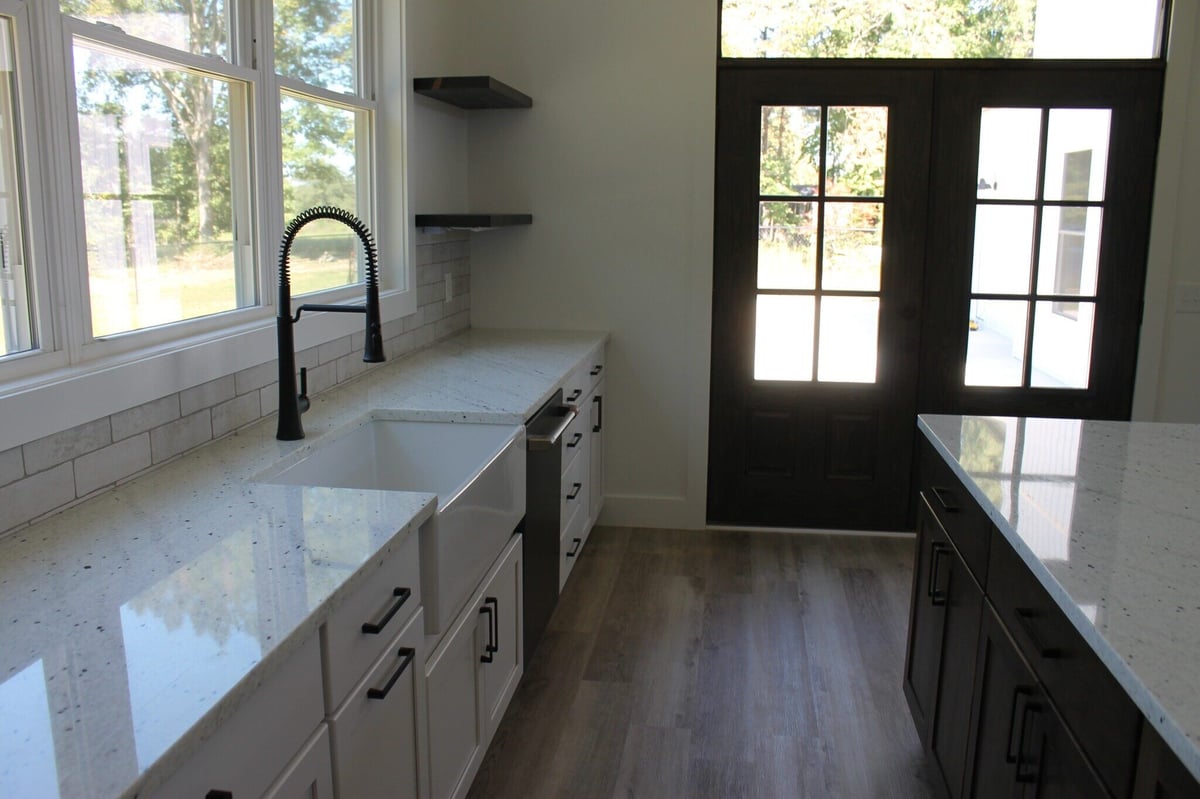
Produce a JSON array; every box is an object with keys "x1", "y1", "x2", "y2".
[{"x1": 708, "y1": 66, "x2": 933, "y2": 530}]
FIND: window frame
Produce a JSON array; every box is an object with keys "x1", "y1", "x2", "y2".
[{"x1": 0, "y1": 0, "x2": 414, "y2": 453}]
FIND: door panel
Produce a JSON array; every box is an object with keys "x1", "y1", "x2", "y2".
[{"x1": 709, "y1": 67, "x2": 933, "y2": 530}]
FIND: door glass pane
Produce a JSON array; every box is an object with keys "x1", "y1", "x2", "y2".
[
  {"x1": 966, "y1": 300, "x2": 1028, "y2": 386},
  {"x1": 825, "y1": 106, "x2": 887, "y2": 198},
  {"x1": 822, "y1": 202, "x2": 883, "y2": 291},
  {"x1": 1031, "y1": 301, "x2": 1094, "y2": 388},
  {"x1": 817, "y1": 297, "x2": 878, "y2": 383},
  {"x1": 758, "y1": 201, "x2": 816, "y2": 289},
  {"x1": 760, "y1": 106, "x2": 820, "y2": 196},
  {"x1": 971, "y1": 206, "x2": 1034, "y2": 295},
  {"x1": 61, "y1": 1, "x2": 228, "y2": 57},
  {"x1": 754, "y1": 294, "x2": 814, "y2": 381},
  {"x1": 0, "y1": 18, "x2": 35, "y2": 357},
  {"x1": 74, "y1": 42, "x2": 249, "y2": 338},
  {"x1": 720, "y1": 0, "x2": 1163, "y2": 59},
  {"x1": 280, "y1": 93, "x2": 362, "y2": 294},
  {"x1": 1044, "y1": 109, "x2": 1111, "y2": 202},
  {"x1": 274, "y1": 0, "x2": 355, "y2": 94},
  {"x1": 1037, "y1": 207, "x2": 1102, "y2": 297},
  {"x1": 977, "y1": 108, "x2": 1041, "y2": 200}
]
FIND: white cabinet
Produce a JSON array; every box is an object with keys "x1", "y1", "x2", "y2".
[
  {"x1": 559, "y1": 346, "x2": 605, "y2": 590},
  {"x1": 263, "y1": 725, "x2": 335, "y2": 799},
  {"x1": 588, "y1": 377, "x2": 605, "y2": 529},
  {"x1": 426, "y1": 535, "x2": 523, "y2": 799},
  {"x1": 328, "y1": 608, "x2": 427, "y2": 799}
]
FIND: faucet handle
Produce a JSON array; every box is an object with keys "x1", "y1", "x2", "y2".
[{"x1": 298, "y1": 367, "x2": 310, "y2": 413}]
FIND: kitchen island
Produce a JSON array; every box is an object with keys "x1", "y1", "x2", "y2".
[
  {"x1": 911, "y1": 414, "x2": 1200, "y2": 797},
  {"x1": 0, "y1": 328, "x2": 605, "y2": 798}
]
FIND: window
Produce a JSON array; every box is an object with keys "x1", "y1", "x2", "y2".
[
  {"x1": 0, "y1": 14, "x2": 33, "y2": 358},
  {"x1": 720, "y1": 0, "x2": 1166, "y2": 59}
]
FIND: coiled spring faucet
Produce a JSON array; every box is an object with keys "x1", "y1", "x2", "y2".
[{"x1": 276, "y1": 206, "x2": 384, "y2": 440}]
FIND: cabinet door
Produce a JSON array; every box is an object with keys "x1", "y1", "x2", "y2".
[
  {"x1": 904, "y1": 496, "x2": 952, "y2": 743},
  {"x1": 480, "y1": 536, "x2": 523, "y2": 734},
  {"x1": 426, "y1": 605, "x2": 485, "y2": 799},
  {"x1": 263, "y1": 724, "x2": 335, "y2": 799},
  {"x1": 329, "y1": 609, "x2": 425, "y2": 799},
  {"x1": 588, "y1": 380, "x2": 605, "y2": 528}
]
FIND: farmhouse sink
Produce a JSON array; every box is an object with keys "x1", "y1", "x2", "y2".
[{"x1": 261, "y1": 417, "x2": 526, "y2": 633}]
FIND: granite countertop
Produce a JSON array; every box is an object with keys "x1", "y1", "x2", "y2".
[
  {"x1": 919, "y1": 413, "x2": 1200, "y2": 783},
  {"x1": 0, "y1": 328, "x2": 606, "y2": 799}
]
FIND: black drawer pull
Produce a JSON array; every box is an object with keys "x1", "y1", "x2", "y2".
[
  {"x1": 480, "y1": 598, "x2": 499, "y2": 663},
  {"x1": 1014, "y1": 608, "x2": 1061, "y2": 659},
  {"x1": 1005, "y1": 686, "x2": 1035, "y2": 764},
  {"x1": 479, "y1": 604, "x2": 495, "y2": 663},
  {"x1": 567, "y1": 482, "x2": 582, "y2": 500},
  {"x1": 928, "y1": 542, "x2": 949, "y2": 606},
  {"x1": 366, "y1": 647, "x2": 416, "y2": 700},
  {"x1": 593, "y1": 394, "x2": 603, "y2": 433},
  {"x1": 361, "y1": 587, "x2": 412, "y2": 634},
  {"x1": 567, "y1": 537, "x2": 582, "y2": 558},
  {"x1": 567, "y1": 388, "x2": 583, "y2": 403},
  {"x1": 206, "y1": 792, "x2": 233, "y2": 799},
  {"x1": 930, "y1": 485, "x2": 960, "y2": 513},
  {"x1": 590, "y1": 364, "x2": 603, "y2": 376},
  {"x1": 566, "y1": 432, "x2": 583, "y2": 448},
  {"x1": 1014, "y1": 702, "x2": 1044, "y2": 784}
]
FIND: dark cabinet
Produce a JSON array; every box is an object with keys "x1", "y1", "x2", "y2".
[
  {"x1": 904, "y1": 494, "x2": 984, "y2": 798},
  {"x1": 1133, "y1": 725, "x2": 1200, "y2": 799}
]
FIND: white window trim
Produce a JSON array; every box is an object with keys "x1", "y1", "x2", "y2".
[{"x1": 0, "y1": 0, "x2": 414, "y2": 455}]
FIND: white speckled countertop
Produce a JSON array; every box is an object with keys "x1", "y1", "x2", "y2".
[
  {"x1": 0, "y1": 328, "x2": 606, "y2": 799},
  {"x1": 919, "y1": 414, "x2": 1200, "y2": 783}
]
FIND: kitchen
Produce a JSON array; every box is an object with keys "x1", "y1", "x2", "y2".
[{"x1": 2, "y1": 0, "x2": 1199, "y2": 797}]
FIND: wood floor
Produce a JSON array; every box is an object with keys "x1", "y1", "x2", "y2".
[{"x1": 467, "y1": 527, "x2": 935, "y2": 799}]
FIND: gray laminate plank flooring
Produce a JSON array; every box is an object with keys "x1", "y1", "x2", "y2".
[{"x1": 466, "y1": 527, "x2": 935, "y2": 799}]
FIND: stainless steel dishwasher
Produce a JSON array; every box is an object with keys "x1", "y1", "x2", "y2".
[{"x1": 522, "y1": 390, "x2": 577, "y2": 662}]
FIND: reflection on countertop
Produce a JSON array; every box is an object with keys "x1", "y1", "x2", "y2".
[{"x1": 919, "y1": 413, "x2": 1200, "y2": 784}]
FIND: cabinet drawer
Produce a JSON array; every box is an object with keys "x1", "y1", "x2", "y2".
[
  {"x1": 987, "y1": 530, "x2": 1140, "y2": 797},
  {"x1": 560, "y1": 448, "x2": 589, "y2": 531},
  {"x1": 919, "y1": 438, "x2": 991, "y2": 585},
  {"x1": 560, "y1": 400, "x2": 588, "y2": 475},
  {"x1": 323, "y1": 529, "x2": 421, "y2": 713},
  {"x1": 562, "y1": 363, "x2": 590, "y2": 408},
  {"x1": 559, "y1": 502, "x2": 586, "y2": 591},
  {"x1": 146, "y1": 635, "x2": 324, "y2": 799},
  {"x1": 584, "y1": 346, "x2": 605, "y2": 392}
]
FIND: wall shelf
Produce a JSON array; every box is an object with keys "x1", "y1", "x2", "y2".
[
  {"x1": 413, "y1": 76, "x2": 532, "y2": 110},
  {"x1": 415, "y1": 214, "x2": 532, "y2": 231}
]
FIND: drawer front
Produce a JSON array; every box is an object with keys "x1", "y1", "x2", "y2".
[
  {"x1": 560, "y1": 448, "x2": 589, "y2": 531},
  {"x1": 919, "y1": 438, "x2": 991, "y2": 585},
  {"x1": 147, "y1": 635, "x2": 324, "y2": 799},
  {"x1": 562, "y1": 363, "x2": 590, "y2": 408},
  {"x1": 559, "y1": 502, "x2": 586, "y2": 590},
  {"x1": 987, "y1": 531, "x2": 1140, "y2": 798},
  {"x1": 560, "y1": 401, "x2": 588, "y2": 475},
  {"x1": 324, "y1": 530, "x2": 421, "y2": 713},
  {"x1": 584, "y1": 346, "x2": 606, "y2": 392}
]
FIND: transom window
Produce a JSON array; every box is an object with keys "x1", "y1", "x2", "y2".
[{"x1": 754, "y1": 104, "x2": 887, "y2": 384}]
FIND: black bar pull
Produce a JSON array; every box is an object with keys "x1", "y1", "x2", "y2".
[
  {"x1": 566, "y1": 432, "x2": 583, "y2": 449},
  {"x1": 930, "y1": 485, "x2": 960, "y2": 513},
  {"x1": 361, "y1": 587, "x2": 412, "y2": 634},
  {"x1": 485, "y1": 597, "x2": 499, "y2": 656},
  {"x1": 566, "y1": 388, "x2": 583, "y2": 403},
  {"x1": 927, "y1": 542, "x2": 949, "y2": 606},
  {"x1": 366, "y1": 647, "x2": 416, "y2": 700},
  {"x1": 1014, "y1": 608, "x2": 1061, "y2": 659},
  {"x1": 1005, "y1": 686, "x2": 1035, "y2": 763},
  {"x1": 479, "y1": 603, "x2": 495, "y2": 663},
  {"x1": 593, "y1": 394, "x2": 603, "y2": 433},
  {"x1": 206, "y1": 792, "x2": 233, "y2": 799},
  {"x1": 566, "y1": 482, "x2": 582, "y2": 501},
  {"x1": 590, "y1": 364, "x2": 603, "y2": 376},
  {"x1": 566, "y1": 537, "x2": 582, "y2": 558},
  {"x1": 1014, "y1": 702, "x2": 1045, "y2": 784}
]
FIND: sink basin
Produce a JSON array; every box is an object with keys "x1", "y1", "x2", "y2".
[{"x1": 262, "y1": 418, "x2": 526, "y2": 633}]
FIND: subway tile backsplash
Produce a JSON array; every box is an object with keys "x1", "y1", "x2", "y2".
[{"x1": 0, "y1": 230, "x2": 471, "y2": 540}]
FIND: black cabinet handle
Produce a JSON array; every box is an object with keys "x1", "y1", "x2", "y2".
[
  {"x1": 1005, "y1": 686, "x2": 1035, "y2": 764},
  {"x1": 366, "y1": 647, "x2": 416, "y2": 700},
  {"x1": 567, "y1": 388, "x2": 583, "y2": 403},
  {"x1": 928, "y1": 542, "x2": 949, "y2": 606},
  {"x1": 930, "y1": 485, "x2": 960, "y2": 513},
  {"x1": 593, "y1": 394, "x2": 603, "y2": 433},
  {"x1": 206, "y1": 792, "x2": 233, "y2": 799},
  {"x1": 361, "y1": 587, "x2": 412, "y2": 634},
  {"x1": 485, "y1": 597, "x2": 499, "y2": 656},
  {"x1": 566, "y1": 432, "x2": 583, "y2": 448},
  {"x1": 590, "y1": 364, "x2": 603, "y2": 376},
  {"x1": 1014, "y1": 702, "x2": 1044, "y2": 784},
  {"x1": 479, "y1": 603, "x2": 495, "y2": 663},
  {"x1": 1014, "y1": 608, "x2": 1061, "y2": 659},
  {"x1": 567, "y1": 482, "x2": 582, "y2": 500},
  {"x1": 567, "y1": 537, "x2": 582, "y2": 558}
]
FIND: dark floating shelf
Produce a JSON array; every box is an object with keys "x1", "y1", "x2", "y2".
[
  {"x1": 414, "y1": 76, "x2": 532, "y2": 110},
  {"x1": 415, "y1": 214, "x2": 533, "y2": 230}
]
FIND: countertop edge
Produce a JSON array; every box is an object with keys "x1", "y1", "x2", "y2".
[{"x1": 917, "y1": 415, "x2": 1200, "y2": 785}]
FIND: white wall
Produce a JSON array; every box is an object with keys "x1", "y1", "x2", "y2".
[{"x1": 406, "y1": 0, "x2": 1199, "y2": 531}]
